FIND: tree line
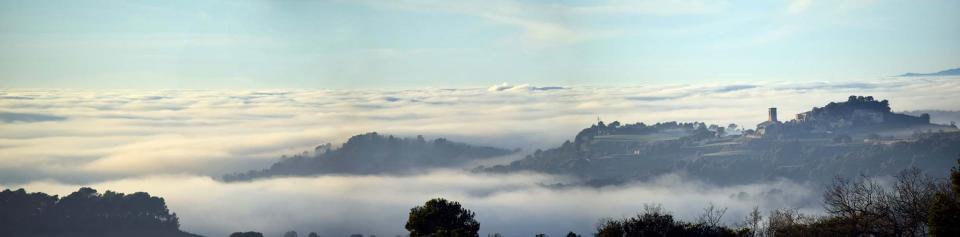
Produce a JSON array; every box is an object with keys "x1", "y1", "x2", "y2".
[{"x1": 0, "y1": 187, "x2": 198, "y2": 237}]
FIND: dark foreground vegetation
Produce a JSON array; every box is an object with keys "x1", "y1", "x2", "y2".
[
  {"x1": 4, "y1": 159, "x2": 960, "y2": 237},
  {"x1": 232, "y1": 159, "x2": 960, "y2": 237},
  {"x1": 227, "y1": 160, "x2": 960, "y2": 237},
  {"x1": 4, "y1": 160, "x2": 960, "y2": 237},
  {"x1": 0, "y1": 187, "x2": 199, "y2": 237}
]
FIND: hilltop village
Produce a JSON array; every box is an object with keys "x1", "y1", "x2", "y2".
[
  {"x1": 483, "y1": 95, "x2": 960, "y2": 185},
  {"x1": 580, "y1": 95, "x2": 954, "y2": 157},
  {"x1": 748, "y1": 96, "x2": 944, "y2": 140}
]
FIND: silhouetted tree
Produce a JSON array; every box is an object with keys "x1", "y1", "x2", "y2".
[
  {"x1": 405, "y1": 198, "x2": 480, "y2": 237},
  {"x1": 564, "y1": 231, "x2": 580, "y2": 237},
  {"x1": 609, "y1": 121, "x2": 621, "y2": 128},
  {"x1": 760, "y1": 164, "x2": 954, "y2": 236},
  {"x1": 230, "y1": 232, "x2": 265, "y2": 237},
  {"x1": 697, "y1": 203, "x2": 727, "y2": 227},
  {"x1": 284, "y1": 231, "x2": 299, "y2": 237},
  {"x1": 0, "y1": 187, "x2": 193, "y2": 237},
  {"x1": 307, "y1": 232, "x2": 320, "y2": 237},
  {"x1": 820, "y1": 167, "x2": 945, "y2": 236},
  {"x1": 595, "y1": 204, "x2": 743, "y2": 237},
  {"x1": 739, "y1": 207, "x2": 763, "y2": 236},
  {"x1": 929, "y1": 159, "x2": 960, "y2": 236}
]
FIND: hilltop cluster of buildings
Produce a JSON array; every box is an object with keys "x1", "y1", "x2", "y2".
[{"x1": 750, "y1": 96, "x2": 943, "y2": 139}]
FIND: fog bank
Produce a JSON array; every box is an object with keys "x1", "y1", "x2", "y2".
[
  {"x1": 2, "y1": 78, "x2": 958, "y2": 184},
  {"x1": 5, "y1": 171, "x2": 822, "y2": 237}
]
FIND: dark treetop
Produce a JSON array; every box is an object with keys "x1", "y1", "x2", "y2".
[{"x1": 0, "y1": 187, "x2": 200, "y2": 237}]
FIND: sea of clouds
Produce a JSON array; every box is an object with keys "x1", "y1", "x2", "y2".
[{"x1": 2, "y1": 77, "x2": 959, "y2": 236}]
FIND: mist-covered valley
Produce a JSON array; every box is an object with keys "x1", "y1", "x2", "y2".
[
  {"x1": 3, "y1": 77, "x2": 960, "y2": 236},
  {"x1": 17, "y1": 171, "x2": 823, "y2": 237},
  {"x1": 3, "y1": 78, "x2": 959, "y2": 184}
]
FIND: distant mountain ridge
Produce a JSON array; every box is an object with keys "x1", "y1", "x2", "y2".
[{"x1": 898, "y1": 67, "x2": 960, "y2": 77}]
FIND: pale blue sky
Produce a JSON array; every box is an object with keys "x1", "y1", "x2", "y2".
[{"x1": 1, "y1": 0, "x2": 958, "y2": 89}]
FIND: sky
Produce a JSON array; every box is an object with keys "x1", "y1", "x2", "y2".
[{"x1": 1, "y1": 0, "x2": 958, "y2": 89}]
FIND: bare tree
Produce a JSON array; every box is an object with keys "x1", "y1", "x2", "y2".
[
  {"x1": 642, "y1": 203, "x2": 666, "y2": 216},
  {"x1": 822, "y1": 170, "x2": 944, "y2": 237},
  {"x1": 697, "y1": 203, "x2": 728, "y2": 227},
  {"x1": 891, "y1": 168, "x2": 943, "y2": 236},
  {"x1": 765, "y1": 208, "x2": 816, "y2": 237},
  {"x1": 738, "y1": 206, "x2": 764, "y2": 237},
  {"x1": 823, "y1": 175, "x2": 896, "y2": 236}
]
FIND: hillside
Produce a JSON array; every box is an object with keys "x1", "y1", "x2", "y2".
[
  {"x1": 750, "y1": 96, "x2": 954, "y2": 139},
  {"x1": 481, "y1": 96, "x2": 960, "y2": 186},
  {"x1": 904, "y1": 110, "x2": 960, "y2": 125},
  {"x1": 223, "y1": 133, "x2": 516, "y2": 181}
]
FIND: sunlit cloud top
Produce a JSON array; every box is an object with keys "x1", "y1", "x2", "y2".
[{"x1": 1, "y1": 0, "x2": 958, "y2": 89}]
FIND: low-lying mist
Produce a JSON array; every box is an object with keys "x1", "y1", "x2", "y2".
[
  {"x1": 9, "y1": 170, "x2": 822, "y2": 237},
  {"x1": 2, "y1": 78, "x2": 960, "y2": 184}
]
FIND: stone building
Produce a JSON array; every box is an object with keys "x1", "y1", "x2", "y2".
[{"x1": 756, "y1": 107, "x2": 781, "y2": 136}]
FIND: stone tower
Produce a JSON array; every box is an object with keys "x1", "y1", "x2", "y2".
[{"x1": 768, "y1": 107, "x2": 778, "y2": 122}]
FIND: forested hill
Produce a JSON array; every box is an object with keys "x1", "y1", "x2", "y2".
[
  {"x1": 0, "y1": 188, "x2": 200, "y2": 237},
  {"x1": 485, "y1": 126, "x2": 960, "y2": 186},
  {"x1": 223, "y1": 132, "x2": 516, "y2": 182}
]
